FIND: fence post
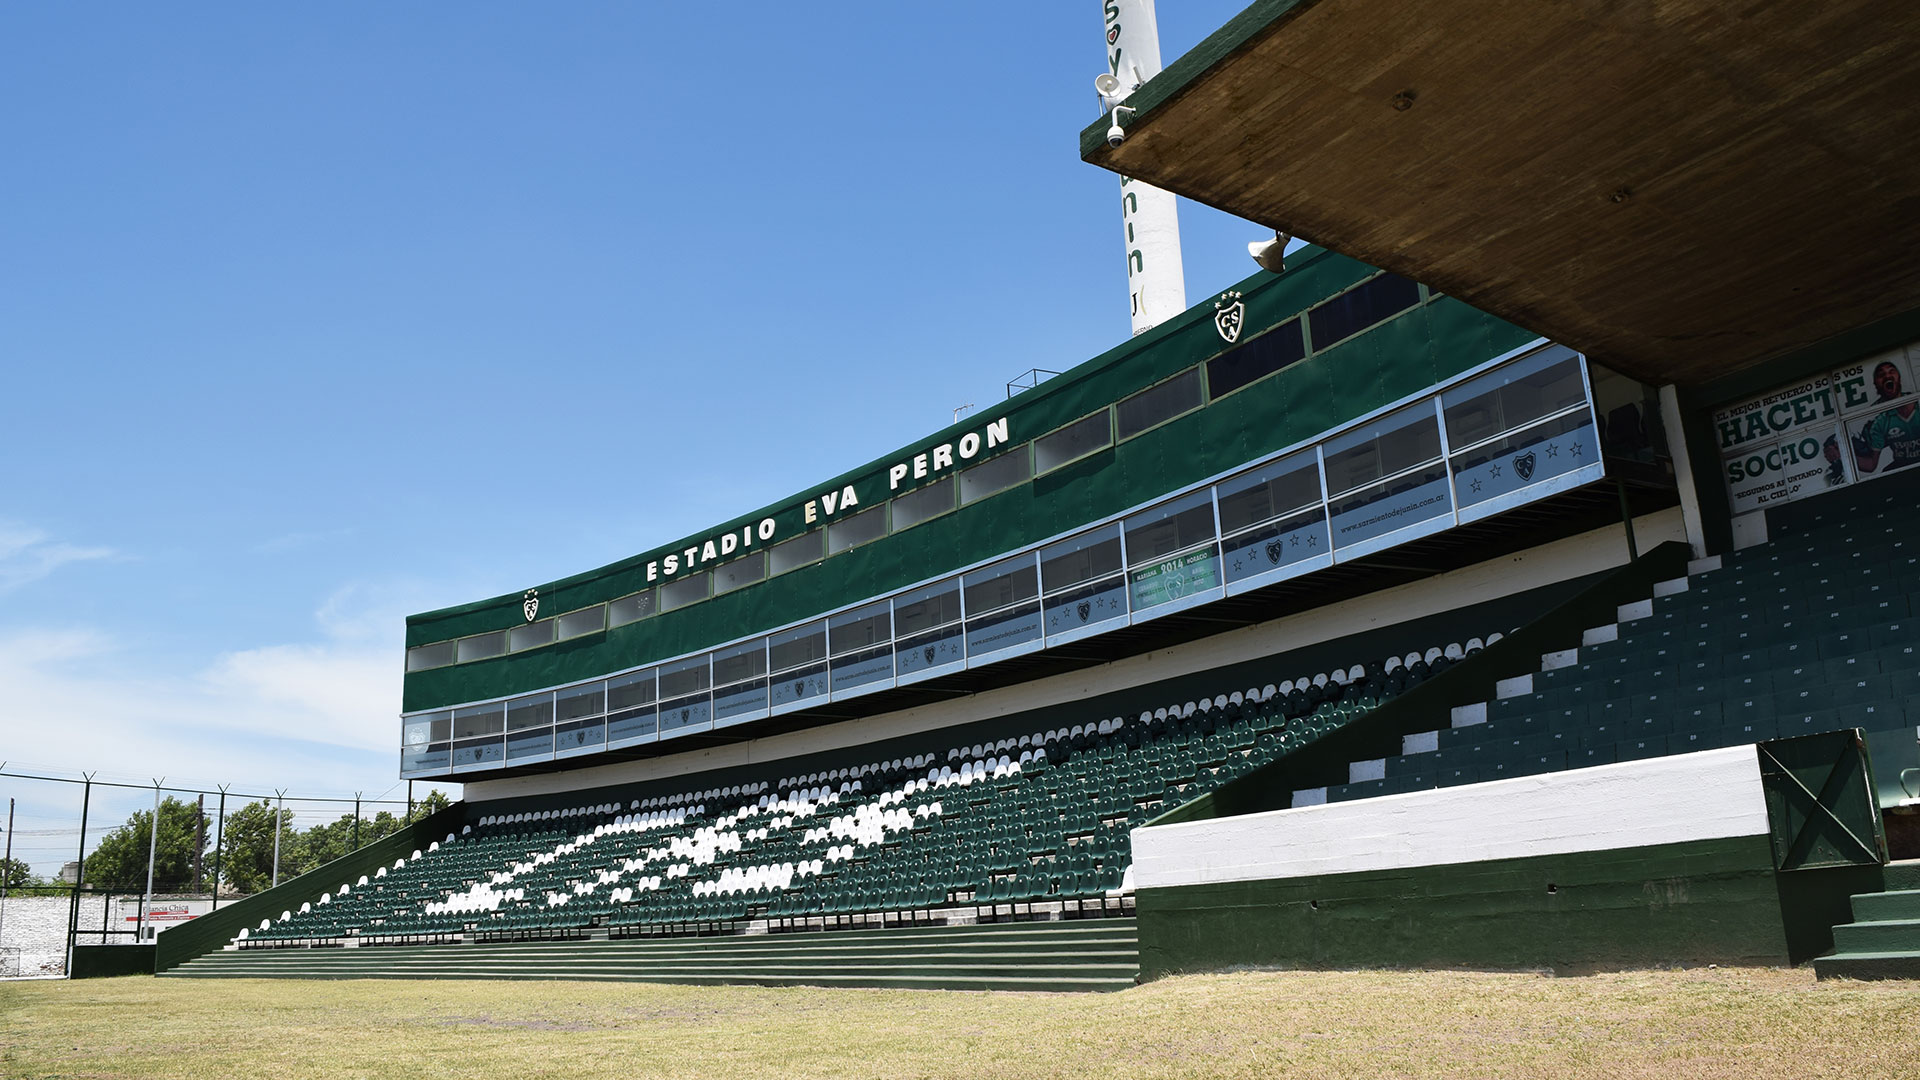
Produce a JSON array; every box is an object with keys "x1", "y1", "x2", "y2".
[
  {"x1": 271, "y1": 790, "x2": 286, "y2": 890},
  {"x1": 353, "y1": 793, "x2": 362, "y2": 851},
  {"x1": 68, "y1": 774, "x2": 92, "y2": 974},
  {"x1": 211, "y1": 787, "x2": 227, "y2": 912}
]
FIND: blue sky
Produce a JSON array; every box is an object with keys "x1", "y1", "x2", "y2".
[{"x1": 0, "y1": 2, "x2": 1273, "y2": 869}]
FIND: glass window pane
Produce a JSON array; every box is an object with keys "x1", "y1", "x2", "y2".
[
  {"x1": 1039, "y1": 525, "x2": 1123, "y2": 593},
  {"x1": 659, "y1": 655, "x2": 710, "y2": 699},
  {"x1": 506, "y1": 694, "x2": 553, "y2": 732},
  {"x1": 406, "y1": 641, "x2": 456, "y2": 672},
  {"x1": 769, "y1": 621, "x2": 827, "y2": 673},
  {"x1": 1207, "y1": 319, "x2": 1306, "y2": 399},
  {"x1": 896, "y1": 623, "x2": 965, "y2": 677},
  {"x1": 506, "y1": 728, "x2": 552, "y2": 761},
  {"x1": 770, "y1": 661, "x2": 830, "y2": 708},
  {"x1": 401, "y1": 712, "x2": 443, "y2": 747},
  {"x1": 889, "y1": 476, "x2": 955, "y2": 532},
  {"x1": 1116, "y1": 368, "x2": 1202, "y2": 441},
  {"x1": 893, "y1": 578, "x2": 962, "y2": 637},
  {"x1": 1222, "y1": 506, "x2": 1330, "y2": 583},
  {"x1": 712, "y1": 638, "x2": 768, "y2": 687},
  {"x1": 1044, "y1": 575, "x2": 1128, "y2": 638},
  {"x1": 713, "y1": 551, "x2": 766, "y2": 595},
  {"x1": 554, "y1": 717, "x2": 605, "y2": 754},
  {"x1": 1452, "y1": 410, "x2": 1598, "y2": 510},
  {"x1": 964, "y1": 600, "x2": 1042, "y2": 657},
  {"x1": 1328, "y1": 460, "x2": 1453, "y2": 548},
  {"x1": 963, "y1": 554, "x2": 1038, "y2": 616},
  {"x1": 959, "y1": 449, "x2": 1031, "y2": 505},
  {"x1": 769, "y1": 531, "x2": 824, "y2": 575},
  {"x1": 451, "y1": 737, "x2": 504, "y2": 768},
  {"x1": 609, "y1": 590, "x2": 656, "y2": 627},
  {"x1": 829, "y1": 601, "x2": 891, "y2": 656},
  {"x1": 1307, "y1": 273, "x2": 1420, "y2": 348},
  {"x1": 607, "y1": 670, "x2": 655, "y2": 711},
  {"x1": 452, "y1": 703, "x2": 505, "y2": 739},
  {"x1": 456, "y1": 630, "x2": 508, "y2": 663},
  {"x1": 826, "y1": 506, "x2": 887, "y2": 554},
  {"x1": 1443, "y1": 345, "x2": 1587, "y2": 449},
  {"x1": 659, "y1": 573, "x2": 710, "y2": 612},
  {"x1": 1128, "y1": 545, "x2": 1222, "y2": 611},
  {"x1": 1322, "y1": 404, "x2": 1444, "y2": 496},
  {"x1": 556, "y1": 682, "x2": 606, "y2": 722},
  {"x1": 1216, "y1": 452, "x2": 1323, "y2": 534},
  {"x1": 1125, "y1": 490, "x2": 1218, "y2": 565},
  {"x1": 1034, "y1": 412, "x2": 1113, "y2": 473},
  {"x1": 509, "y1": 618, "x2": 554, "y2": 652},
  {"x1": 557, "y1": 605, "x2": 605, "y2": 640}
]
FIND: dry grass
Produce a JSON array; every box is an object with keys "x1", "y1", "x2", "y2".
[{"x1": 1, "y1": 968, "x2": 1914, "y2": 1080}]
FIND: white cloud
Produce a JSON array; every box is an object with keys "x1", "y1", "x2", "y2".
[
  {"x1": 0, "y1": 524, "x2": 116, "y2": 592},
  {"x1": 0, "y1": 580, "x2": 449, "y2": 801}
]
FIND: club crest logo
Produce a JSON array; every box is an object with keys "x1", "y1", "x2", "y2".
[
  {"x1": 1265, "y1": 539, "x2": 1285, "y2": 564},
  {"x1": 1077, "y1": 600, "x2": 1092, "y2": 622},
  {"x1": 1213, "y1": 290, "x2": 1245, "y2": 343},
  {"x1": 923, "y1": 645, "x2": 937, "y2": 666},
  {"x1": 522, "y1": 589, "x2": 539, "y2": 622},
  {"x1": 1513, "y1": 451, "x2": 1537, "y2": 482},
  {"x1": 791, "y1": 680, "x2": 806, "y2": 700}
]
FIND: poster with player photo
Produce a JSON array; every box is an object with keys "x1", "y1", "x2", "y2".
[{"x1": 1850, "y1": 393, "x2": 1920, "y2": 477}]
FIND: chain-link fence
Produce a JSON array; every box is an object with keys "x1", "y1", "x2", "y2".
[{"x1": 0, "y1": 768, "x2": 453, "y2": 977}]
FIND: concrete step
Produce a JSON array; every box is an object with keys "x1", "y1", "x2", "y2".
[
  {"x1": 165, "y1": 917, "x2": 1142, "y2": 992},
  {"x1": 1884, "y1": 860, "x2": 1920, "y2": 892},
  {"x1": 1812, "y1": 950, "x2": 1920, "y2": 981},
  {"x1": 1830, "y1": 919, "x2": 1920, "y2": 955},
  {"x1": 1852, "y1": 889, "x2": 1920, "y2": 923}
]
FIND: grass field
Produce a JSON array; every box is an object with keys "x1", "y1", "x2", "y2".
[{"x1": 2, "y1": 968, "x2": 1914, "y2": 1080}]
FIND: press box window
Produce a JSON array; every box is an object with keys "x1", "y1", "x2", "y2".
[
  {"x1": 713, "y1": 551, "x2": 766, "y2": 595},
  {"x1": 1125, "y1": 489, "x2": 1218, "y2": 565},
  {"x1": 959, "y1": 449, "x2": 1031, "y2": 505},
  {"x1": 1116, "y1": 369, "x2": 1202, "y2": 441},
  {"x1": 506, "y1": 694, "x2": 553, "y2": 732},
  {"x1": 556, "y1": 605, "x2": 605, "y2": 640},
  {"x1": 769, "y1": 531, "x2": 824, "y2": 576},
  {"x1": 659, "y1": 572, "x2": 710, "y2": 613},
  {"x1": 1207, "y1": 320, "x2": 1306, "y2": 400},
  {"x1": 1443, "y1": 345, "x2": 1587, "y2": 450},
  {"x1": 964, "y1": 554, "x2": 1039, "y2": 615},
  {"x1": 826, "y1": 506, "x2": 886, "y2": 554},
  {"x1": 889, "y1": 476, "x2": 954, "y2": 532},
  {"x1": 456, "y1": 630, "x2": 508, "y2": 663},
  {"x1": 1307, "y1": 273, "x2": 1421, "y2": 349},
  {"x1": 1034, "y1": 412, "x2": 1113, "y2": 473},
  {"x1": 1040, "y1": 525, "x2": 1123, "y2": 593},
  {"x1": 510, "y1": 618, "x2": 554, "y2": 652},
  {"x1": 1321, "y1": 404, "x2": 1444, "y2": 496},
  {"x1": 406, "y1": 641, "x2": 456, "y2": 672},
  {"x1": 1216, "y1": 453, "x2": 1322, "y2": 534},
  {"x1": 452, "y1": 703, "x2": 505, "y2": 739},
  {"x1": 608, "y1": 590, "x2": 656, "y2": 627}
]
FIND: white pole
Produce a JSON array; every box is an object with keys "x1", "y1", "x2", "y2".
[
  {"x1": 140, "y1": 779, "x2": 163, "y2": 941},
  {"x1": 1, "y1": 797, "x2": 13, "y2": 963},
  {"x1": 1099, "y1": 0, "x2": 1186, "y2": 335}
]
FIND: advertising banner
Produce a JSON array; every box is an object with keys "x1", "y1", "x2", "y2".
[
  {"x1": 1713, "y1": 347, "x2": 1918, "y2": 513},
  {"x1": 1129, "y1": 547, "x2": 1220, "y2": 610}
]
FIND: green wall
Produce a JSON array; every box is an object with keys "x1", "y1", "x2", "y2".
[
  {"x1": 70, "y1": 944, "x2": 157, "y2": 980},
  {"x1": 1136, "y1": 836, "x2": 1793, "y2": 978},
  {"x1": 404, "y1": 251, "x2": 1540, "y2": 711}
]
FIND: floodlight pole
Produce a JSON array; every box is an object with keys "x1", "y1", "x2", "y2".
[
  {"x1": 353, "y1": 793, "x2": 362, "y2": 851},
  {"x1": 139, "y1": 778, "x2": 163, "y2": 941},
  {"x1": 271, "y1": 790, "x2": 286, "y2": 890}
]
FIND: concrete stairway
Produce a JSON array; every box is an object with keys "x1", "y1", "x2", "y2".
[
  {"x1": 1814, "y1": 861, "x2": 1920, "y2": 981},
  {"x1": 160, "y1": 917, "x2": 1140, "y2": 992}
]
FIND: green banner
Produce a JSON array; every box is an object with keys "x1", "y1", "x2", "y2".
[{"x1": 1129, "y1": 547, "x2": 1220, "y2": 609}]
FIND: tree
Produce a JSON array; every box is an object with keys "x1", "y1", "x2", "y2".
[
  {"x1": 411, "y1": 789, "x2": 452, "y2": 821},
  {"x1": 82, "y1": 797, "x2": 208, "y2": 893},
  {"x1": 219, "y1": 799, "x2": 294, "y2": 895},
  {"x1": 0, "y1": 857, "x2": 39, "y2": 891}
]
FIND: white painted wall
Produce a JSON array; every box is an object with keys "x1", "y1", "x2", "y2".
[
  {"x1": 1131, "y1": 745, "x2": 1770, "y2": 890},
  {"x1": 466, "y1": 507, "x2": 1684, "y2": 804}
]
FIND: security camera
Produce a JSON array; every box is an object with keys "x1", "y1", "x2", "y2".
[
  {"x1": 1106, "y1": 105, "x2": 1135, "y2": 148},
  {"x1": 1248, "y1": 230, "x2": 1292, "y2": 274}
]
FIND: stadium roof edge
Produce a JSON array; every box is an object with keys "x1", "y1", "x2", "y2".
[{"x1": 1079, "y1": 0, "x2": 1920, "y2": 389}]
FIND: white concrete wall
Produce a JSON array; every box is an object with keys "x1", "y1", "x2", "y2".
[
  {"x1": 0, "y1": 895, "x2": 114, "y2": 977},
  {"x1": 468, "y1": 508, "x2": 1685, "y2": 803},
  {"x1": 1131, "y1": 745, "x2": 1770, "y2": 890}
]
